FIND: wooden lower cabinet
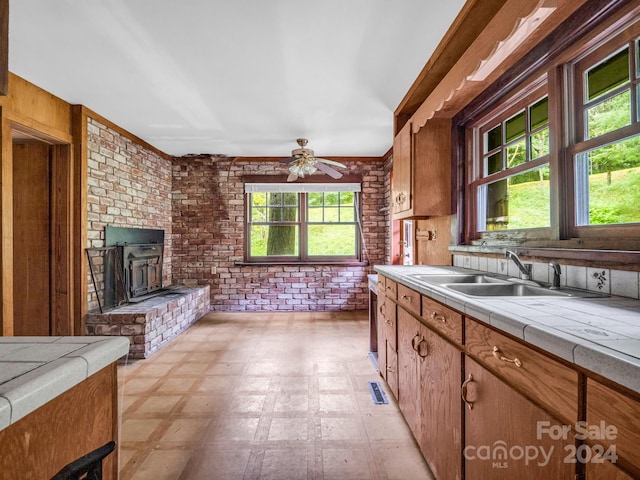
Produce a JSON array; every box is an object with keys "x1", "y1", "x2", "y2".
[
  {"x1": 397, "y1": 307, "x2": 462, "y2": 480},
  {"x1": 586, "y1": 378, "x2": 640, "y2": 478},
  {"x1": 464, "y1": 357, "x2": 576, "y2": 479}
]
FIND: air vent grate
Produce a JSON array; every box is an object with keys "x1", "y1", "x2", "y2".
[{"x1": 367, "y1": 381, "x2": 388, "y2": 404}]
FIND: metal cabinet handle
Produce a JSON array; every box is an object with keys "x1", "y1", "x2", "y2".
[
  {"x1": 492, "y1": 346, "x2": 523, "y2": 368},
  {"x1": 385, "y1": 319, "x2": 393, "y2": 326},
  {"x1": 386, "y1": 366, "x2": 395, "y2": 373},
  {"x1": 395, "y1": 192, "x2": 407, "y2": 204},
  {"x1": 402, "y1": 294, "x2": 413, "y2": 302},
  {"x1": 430, "y1": 311, "x2": 447, "y2": 323},
  {"x1": 461, "y1": 373, "x2": 474, "y2": 411}
]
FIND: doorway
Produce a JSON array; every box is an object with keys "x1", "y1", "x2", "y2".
[{"x1": 12, "y1": 128, "x2": 72, "y2": 336}]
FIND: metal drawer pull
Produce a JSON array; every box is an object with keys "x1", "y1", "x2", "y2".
[
  {"x1": 430, "y1": 311, "x2": 447, "y2": 323},
  {"x1": 402, "y1": 294, "x2": 413, "y2": 301},
  {"x1": 385, "y1": 319, "x2": 393, "y2": 326},
  {"x1": 387, "y1": 366, "x2": 395, "y2": 373},
  {"x1": 461, "y1": 373, "x2": 474, "y2": 410},
  {"x1": 492, "y1": 346, "x2": 523, "y2": 368},
  {"x1": 411, "y1": 333, "x2": 421, "y2": 350}
]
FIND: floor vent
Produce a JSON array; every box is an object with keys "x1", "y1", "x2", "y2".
[{"x1": 368, "y1": 381, "x2": 388, "y2": 404}]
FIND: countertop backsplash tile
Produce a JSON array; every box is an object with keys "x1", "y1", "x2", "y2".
[{"x1": 453, "y1": 254, "x2": 639, "y2": 300}]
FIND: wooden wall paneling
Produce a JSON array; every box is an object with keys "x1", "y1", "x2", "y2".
[
  {"x1": 416, "y1": 216, "x2": 453, "y2": 265},
  {"x1": 0, "y1": 365, "x2": 119, "y2": 480},
  {"x1": 0, "y1": 114, "x2": 12, "y2": 335},
  {"x1": 51, "y1": 144, "x2": 73, "y2": 335},
  {"x1": 12, "y1": 142, "x2": 51, "y2": 335}
]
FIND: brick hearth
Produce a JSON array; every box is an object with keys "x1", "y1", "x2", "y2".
[{"x1": 85, "y1": 286, "x2": 210, "y2": 359}]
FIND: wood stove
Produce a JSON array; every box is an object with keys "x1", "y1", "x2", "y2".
[{"x1": 105, "y1": 226, "x2": 165, "y2": 302}]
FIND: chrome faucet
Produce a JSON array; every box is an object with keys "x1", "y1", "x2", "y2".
[
  {"x1": 505, "y1": 250, "x2": 532, "y2": 280},
  {"x1": 549, "y1": 261, "x2": 562, "y2": 289}
]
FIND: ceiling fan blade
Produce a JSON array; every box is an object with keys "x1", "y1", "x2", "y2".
[
  {"x1": 314, "y1": 157, "x2": 346, "y2": 168},
  {"x1": 315, "y1": 161, "x2": 343, "y2": 179},
  {"x1": 281, "y1": 156, "x2": 297, "y2": 163}
]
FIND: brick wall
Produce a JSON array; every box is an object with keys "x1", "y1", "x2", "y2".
[
  {"x1": 86, "y1": 117, "x2": 173, "y2": 311},
  {"x1": 171, "y1": 158, "x2": 388, "y2": 311}
]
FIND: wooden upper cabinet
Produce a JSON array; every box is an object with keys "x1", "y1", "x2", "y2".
[{"x1": 392, "y1": 118, "x2": 452, "y2": 219}]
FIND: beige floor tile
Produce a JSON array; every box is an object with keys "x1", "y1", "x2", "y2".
[
  {"x1": 318, "y1": 375, "x2": 351, "y2": 391},
  {"x1": 274, "y1": 392, "x2": 309, "y2": 412},
  {"x1": 319, "y1": 393, "x2": 357, "y2": 412},
  {"x1": 363, "y1": 413, "x2": 415, "y2": 442},
  {"x1": 133, "y1": 395, "x2": 182, "y2": 415},
  {"x1": 279, "y1": 376, "x2": 310, "y2": 392},
  {"x1": 196, "y1": 374, "x2": 237, "y2": 392},
  {"x1": 377, "y1": 445, "x2": 435, "y2": 480},
  {"x1": 180, "y1": 394, "x2": 227, "y2": 415},
  {"x1": 236, "y1": 376, "x2": 273, "y2": 392},
  {"x1": 320, "y1": 417, "x2": 365, "y2": 441},
  {"x1": 155, "y1": 377, "x2": 197, "y2": 393},
  {"x1": 121, "y1": 377, "x2": 160, "y2": 394},
  {"x1": 267, "y1": 417, "x2": 309, "y2": 441},
  {"x1": 185, "y1": 449, "x2": 251, "y2": 480},
  {"x1": 229, "y1": 393, "x2": 267, "y2": 413},
  {"x1": 121, "y1": 419, "x2": 163, "y2": 442},
  {"x1": 259, "y1": 447, "x2": 309, "y2": 480},
  {"x1": 160, "y1": 418, "x2": 210, "y2": 443},
  {"x1": 208, "y1": 417, "x2": 260, "y2": 443},
  {"x1": 129, "y1": 449, "x2": 192, "y2": 480},
  {"x1": 322, "y1": 448, "x2": 372, "y2": 480}
]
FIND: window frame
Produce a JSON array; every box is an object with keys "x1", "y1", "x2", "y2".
[
  {"x1": 461, "y1": 10, "x2": 640, "y2": 249},
  {"x1": 243, "y1": 183, "x2": 364, "y2": 265}
]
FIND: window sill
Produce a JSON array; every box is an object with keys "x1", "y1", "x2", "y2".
[{"x1": 235, "y1": 261, "x2": 369, "y2": 267}]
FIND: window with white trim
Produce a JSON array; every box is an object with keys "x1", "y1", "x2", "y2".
[{"x1": 244, "y1": 182, "x2": 362, "y2": 263}]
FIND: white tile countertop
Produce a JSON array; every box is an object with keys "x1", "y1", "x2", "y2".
[
  {"x1": 0, "y1": 336, "x2": 130, "y2": 431},
  {"x1": 374, "y1": 265, "x2": 640, "y2": 394}
]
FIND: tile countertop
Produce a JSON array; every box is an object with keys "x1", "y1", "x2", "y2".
[
  {"x1": 0, "y1": 336, "x2": 130, "y2": 431},
  {"x1": 374, "y1": 265, "x2": 640, "y2": 394}
]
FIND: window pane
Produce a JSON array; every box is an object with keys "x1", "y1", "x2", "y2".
[
  {"x1": 340, "y1": 207, "x2": 355, "y2": 222},
  {"x1": 586, "y1": 48, "x2": 629, "y2": 102},
  {"x1": 251, "y1": 206, "x2": 266, "y2": 222},
  {"x1": 267, "y1": 206, "x2": 298, "y2": 222},
  {"x1": 479, "y1": 165, "x2": 550, "y2": 231},
  {"x1": 575, "y1": 135, "x2": 640, "y2": 226},
  {"x1": 323, "y1": 192, "x2": 340, "y2": 206},
  {"x1": 308, "y1": 192, "x2": 323, "y2": 206},
  {"x1": 485, "y1": 152, "x2": 502, "y2": 175},
  {"x1": 505, "y1": 111, "x2": 525, "y2": 143},
  {"x1": 485, "y1": 125, "x2": 502, "y2": 152},
  {"x1": 308, "y1": 225, "x2": 356, "y2": 256},
  {"x1": 530, "y1": 97, "x2": 549, "y2": 130},
  {"x1": 586, "y1": 90, "x2": 631, "y2": 139},
  {"x1": 308, "y1": 206, "x2": 323, "y2": 222},
  {"x1": 506, "y1": 139, "x2": 527, "y2": 168},
  {"x1": 250, "y1": 225, "x2": 299, "y2": 256},
  {"x1": 531, "y1": 128, "x2": 550, "y2": 160}
]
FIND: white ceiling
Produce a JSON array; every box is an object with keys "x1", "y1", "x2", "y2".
[{"x1": 8, "y1": 0, "x2": 465, "y2": 158}]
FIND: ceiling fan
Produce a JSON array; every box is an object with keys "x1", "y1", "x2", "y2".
[{"x1": 283, "y1": 138, "x2": 346, "y2": 182}]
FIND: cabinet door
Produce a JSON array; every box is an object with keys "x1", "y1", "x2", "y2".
[
  {"x1": 586, "y1": 379, "x2": 640, "y2": 478},
  {"x1": 420, "y1": 325, "x2": 462, "y2": 480},
  {"x1": 397, "y1": 308, "x2": 421, "y2": 438},
  {"x1": 392, "y1": 122, "x2": 412, "y2": 214},
  {"x1": 464, "y1": 357, "x2": 576, "y2": 479},
  {"x1": 386, "y1": 343, "x2": 399, "y2": 400}
]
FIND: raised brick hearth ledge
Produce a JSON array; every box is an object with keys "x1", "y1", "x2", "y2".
[{"x1": 85, "y1": 285, "x2": 210, "y2": 359}]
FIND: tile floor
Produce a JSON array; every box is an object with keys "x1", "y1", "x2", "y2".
[{"x1": 117, "y1": 310, "x2": 434, "y2": 480}]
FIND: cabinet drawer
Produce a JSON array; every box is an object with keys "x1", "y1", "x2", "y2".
[
  {"x1": 587, "y1": 379, "x2": 640, "y2": 478},
  {"x1": 397, "y1": 284, "x2": 420, "y2": 316},
  {"x1": 384, "y1": 278, "x2": 397, "y2": 300},
  {"x1": 465, "y1": 318, "x2": 578, "y2": 424},
  {"x1": 421, "y1": 296, "x2": 463, "y2": 346}
]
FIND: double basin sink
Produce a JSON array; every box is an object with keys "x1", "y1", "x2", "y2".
[{"x1": 408, "y1": 273, "x2": 599, "y2": 298}]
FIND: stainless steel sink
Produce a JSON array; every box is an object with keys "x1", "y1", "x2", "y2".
[
  {"x1": 409, "y1": 274, "x2": 511, "y2": 285},
  {"x1": 445, "y1": 283, "x2": 575, "y2": 297}
]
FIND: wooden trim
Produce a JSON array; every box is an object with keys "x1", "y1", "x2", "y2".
[
  {"x1": 394, "y1": 0, "x2": 509, "y2": 131},
  {"x1": 72, "y1": 105, "x2": 88, "y2": 333},
  {"x1": 0, "y1": 0, "x2": 7, "y2": 96}
]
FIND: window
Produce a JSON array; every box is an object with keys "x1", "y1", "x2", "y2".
[
  {"x1": 473, "y1": 86, "x2": 551, "y2": 232},
  {"x1": 572, "y1": 35, "x2": 640, "y2": 229},
  {"x1": 244, "y1": 182, "x2": 362, "y2": 263},
  {"x1": 465, "y1": 15, "x2": 640, "y2": 246}
]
